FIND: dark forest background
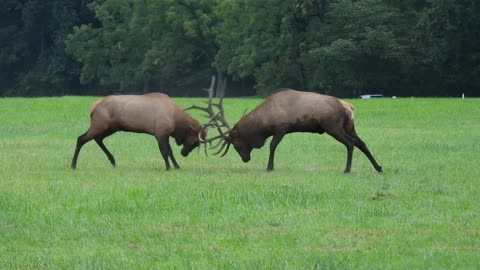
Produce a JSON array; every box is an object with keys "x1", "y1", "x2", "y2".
[{"x1": 1, "y1": 0, "x2": 479, "y2": 97}]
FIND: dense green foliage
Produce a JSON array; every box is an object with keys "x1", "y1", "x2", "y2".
[
  {"x1": 1, "y1": 96, "x2": 479, "y2": 268},
  {"x1": 1, "y1": 0, "x2": 479, "y2": 97}
]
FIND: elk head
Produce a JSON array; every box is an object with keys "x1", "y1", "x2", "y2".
[{"x1": 179, "y1": 121, "x2": 205, "y2": 157}]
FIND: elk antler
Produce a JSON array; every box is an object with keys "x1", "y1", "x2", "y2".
[{"x1": 186, "y1": 75, "x2": 232, "y2": 156}]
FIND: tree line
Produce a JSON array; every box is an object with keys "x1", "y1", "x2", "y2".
[{"x1": 1, "y1": 0, "x2": 479, "y2": 97}]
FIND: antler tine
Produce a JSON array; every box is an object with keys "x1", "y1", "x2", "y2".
[
  {"x1": 185, "y1": 104, "x2": 208, "y2": 112},
  {"x1": 199, "y1": 121, "x2": 230, "y2": 145},
  {"x1": 203, "y1": 132, "x2": 230, "y2": 146},
  {"x1": 212, "y1": 140, "x2": 231, "y2": 157},
  {"x1": 209, "y1": 137, "x2": 224, "y2": 150},
  {"x1": 216, "y1": 73, "x2": 227, "y2": 103},
  {"x1": 216, "y1": 76, "x2": 231, "y2": 130},
  {"x1": 219, "y1": 142, "x2": 231, "y2": 157},
  {"x1": 204, "y1": 75, "x2": 215, "y2": 104},
  {"x1": 207, "y1": 110, "x2": 223, "y2": 124},
  {"x1": 189, "y1": 74, "x2": 233, "y2": 156},
  {"x1": 185, "y1": 76, "x2": 216, "y2": 112}
]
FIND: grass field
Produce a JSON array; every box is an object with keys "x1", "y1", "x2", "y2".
[{"x1": 0, "y1": 96, "x2": 479, "y2": 269}]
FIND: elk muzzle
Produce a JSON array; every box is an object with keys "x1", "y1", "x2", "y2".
[{"x1": 233, "y1": 144, "x2": 251, "y2": 163}]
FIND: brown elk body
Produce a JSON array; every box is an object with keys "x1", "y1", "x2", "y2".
[
  {"x1": 227, "y1": 89, "x2": 383, "y2": 172},
  {"x1": 71, "y1": 93, "x2": 203, "y2": 170}
]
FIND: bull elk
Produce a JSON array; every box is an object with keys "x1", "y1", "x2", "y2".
[
  {"x1": 71, "y1": 93, "x2": 204, "y2": 170},
  {"x1": 194, "y1": 79, "x2": 383, "y2": 173}
]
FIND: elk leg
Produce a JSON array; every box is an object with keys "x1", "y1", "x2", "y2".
[
  {"x1": 329, "y1": 131, "x2": 355, "y2": 173},
  {"x1": 345, "y1": 145, "x2": 354, "y2": 173},
  {"x1": 156, "y1": 137, "x2": 171, "y2": 171},
  {"x1": 267, "y1": 134, "x2": 284, "y2": 171},
  {"x1": 94, "y1": 130, "x2": 116, "y2": 167},
  {"x1": 352, "y1": 136, "x2": 383, "y2": 172},
  {"x1": 71, "y1": 131, "x2": 95, "y2": 169},
  {"x1": 72, "y1": 125, "x2": 111, "y2": 169},
  {"x1": 167, "y1": 142, "x2": 180, "y2": 169}
]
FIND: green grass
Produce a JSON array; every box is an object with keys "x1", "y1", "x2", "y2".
[{"x1": 0, "y1": 96, "x2": 479, "y2": 269}]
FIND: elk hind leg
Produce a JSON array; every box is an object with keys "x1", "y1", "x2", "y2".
[
  {"x1": 351, "y1": 135, "x2": 383, "y2": 172},
  {"x1": 329, "y1": 131, "x2": 355, "y2": 173},
  {"x1": 71, "y1": 128, "x2": 102, "y2": 169},
  {"x1": 72, "y1": 132, "x2": 91, "y2": 169},
  {"x1": 94, "y1": 130, "x2": 116, "y2": 167},
  {"x1": 71, "y1": 122, "x2": 114, "y2": 169}
]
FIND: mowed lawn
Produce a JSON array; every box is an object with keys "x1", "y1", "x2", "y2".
[{"x1": 0, "y1": 96, "x2": 479, "y2": 269}]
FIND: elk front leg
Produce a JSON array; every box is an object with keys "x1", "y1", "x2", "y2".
[
  {"x1": 267, "y1": 134, "x2": 284, "y2": 171},
  {"x1": 156, "y1": 136, "x2": 171, "y2": 171},
  {"x1": 167, "y1": 141, "x2": 180, "y2": 169}
]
